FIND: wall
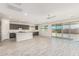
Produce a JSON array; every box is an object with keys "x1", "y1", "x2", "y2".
[
  {"x1": 0, "y1": 21, "x2": 1, "y2": 42},
  {"x1": 39, "y1": 24, "x2": 52, "y2": 37},
  {"x1": 1, "y1": 19, "x2": 9, "y2": 41}
]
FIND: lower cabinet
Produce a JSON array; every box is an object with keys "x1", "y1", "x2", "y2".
[
  {"x1": 10, "y1": 33, "x2": 16, "y2": 38},
  {"x1": 33, "y1": 32, "x2": 39, "y2": 36}
]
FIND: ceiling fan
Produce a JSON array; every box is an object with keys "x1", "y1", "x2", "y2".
[{"x1": 47, "y1": 14, "x2": 56, "y2": 19}]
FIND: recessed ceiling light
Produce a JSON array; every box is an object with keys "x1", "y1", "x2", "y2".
[{"x1": 24, "y1": 13, "x2": 28, "y2": 16}]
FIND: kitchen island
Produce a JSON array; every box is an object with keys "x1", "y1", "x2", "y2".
[
  {"x1": 16, "y1": 32, "x2": 33, "y2": 42},
  {"x1": 9, "y1": 30, "x2": 39, "y2": 42}
]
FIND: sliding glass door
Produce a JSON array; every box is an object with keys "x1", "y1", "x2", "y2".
[
  {"x1": 62, "y1": 24, "x2": 71, "y2": 39},
  {"x1": 56, "y1": 24, "x2": 63, "y2": 38},
  {"x1": 51, "y1": 22, "x2": 79, "y2": 40},
  {"x1": 52, "y1": 25, "x2": 57, "y2": 37},
  {"x1": 52, "y1": 24, "x2": 63, "y2": 38}
]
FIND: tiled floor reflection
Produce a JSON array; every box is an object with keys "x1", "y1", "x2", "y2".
[{"x1": 0, "y1": 36, "x2": 79, "y2": 56}]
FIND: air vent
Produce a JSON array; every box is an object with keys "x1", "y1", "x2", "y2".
[{"x1": 7, "y1": 4, "x2": 22, "y2": 12}]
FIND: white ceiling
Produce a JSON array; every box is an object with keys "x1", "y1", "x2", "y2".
[{"x1": 0, "y1": 3, "x2": 79, "y2": 24}]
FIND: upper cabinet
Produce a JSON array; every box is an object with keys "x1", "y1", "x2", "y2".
[
  {"x1": 35, "y1": 26, "x2": 38, "y2": 30},
  {"x1": 10, "y1": 24, "x2": 29, "y2": 30}
]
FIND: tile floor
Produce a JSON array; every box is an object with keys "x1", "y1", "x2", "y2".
[{"x1": 0, "y1": 36, "x2": 79, "y2": 56}]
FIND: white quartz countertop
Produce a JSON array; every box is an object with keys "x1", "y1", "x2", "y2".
[{"x1": 9, "y1": 30, "x2": 39, "y2": 33}]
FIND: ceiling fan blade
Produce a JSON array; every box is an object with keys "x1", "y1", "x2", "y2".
[{"x1": 47, "y1": 15, "x2": 56, "y2": 19}]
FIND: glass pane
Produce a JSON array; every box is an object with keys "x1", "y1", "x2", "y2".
[
  {"x1": 52, "y1": 25, "x2": 57, "y2": 37},
  {"x1": 52, "y1": 24, "x2": 63, "y2": 37},
  {"x1": 70, "y1": 22, "x2": 79, "y2": 41},
  {"x1": 56, "y1": 24, "x2": 63, "y2": 37},
  {"x1": 62, "y1": 24, "x2": 71, "y2": 39}
]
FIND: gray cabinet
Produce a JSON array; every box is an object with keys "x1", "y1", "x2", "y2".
[{"x1": 10, "y1": 24, "x2": 29, "y2": 30}]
